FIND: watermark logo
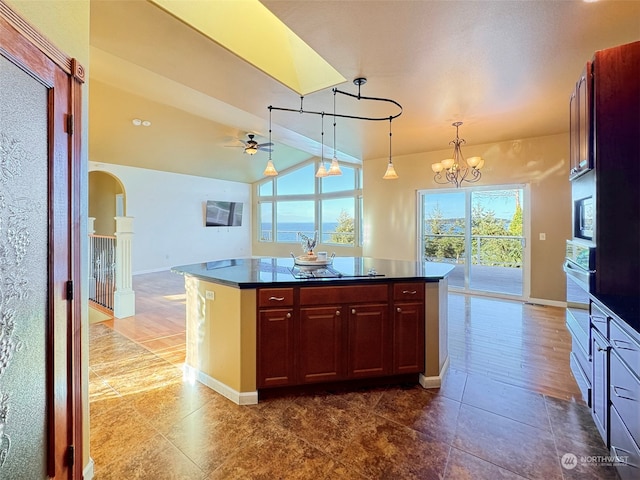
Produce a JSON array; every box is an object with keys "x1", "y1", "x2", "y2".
[
  {"x1": 561, "y1": 452, "x2": 629, "y2": 469},
  {"x1": 561, "y1": 453, "x2": 577, "y2": 470}
]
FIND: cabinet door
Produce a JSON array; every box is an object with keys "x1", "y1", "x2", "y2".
[
  {"x1": 569, "y1": 62, "x2": 592, "y2": 179},
  {"x1": 393, "y1": 302, "x2": 425, "y2": 374},
  {"x1": 592, "y1": 327, "x2": 610, "y2": 445},
  {"x1": 348, "y1": 304, "x2": 390, "y2": 378},
  {"x1": 257, "y1": 308, "x2": 295, "y2": 388},
  {"x1": 299, "y1": 306, "x2": 345, "y2": 383},
  {"x1": 569, "y1": 85, "x2": 580, "y2": 177}
]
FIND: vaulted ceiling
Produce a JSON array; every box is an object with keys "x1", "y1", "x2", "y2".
[{"x1": 89, "y1": 0, "x2": 640, "y2": 183}]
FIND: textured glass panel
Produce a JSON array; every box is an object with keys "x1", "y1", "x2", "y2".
[{"x1": 0, "y1": 54, "x2": 49, "y2": 478}]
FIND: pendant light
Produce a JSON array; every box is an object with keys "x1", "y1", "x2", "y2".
[
  {"x1": 315, "y1": 112, "x2": 328, "y2": 177},
  {"x1": 327, "y1": 90, "x2": 342, "y2": 176},
  {"x1": 383, "y1": 116, "x2": 398, "y2": 179},
  {"x1": 263, "y1": 107, "x2": 278, "y2": 176}
]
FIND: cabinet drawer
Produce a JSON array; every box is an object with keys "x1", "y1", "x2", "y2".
[
  {"x1": 590, "y1": 301, "x2": 609, "y2": 337},
  {"x1": 610, "y1": 350, "x2": 640, "y2": 448},
  {"x1": 300, "y1": 284, "x2": 388, "y2": 305},
  {"x1": 571, "y1": 334, "x2": 591, "y2": 392},
  {"x1": 393, "y1": 282, "x2": 424, "y2": 301},
  {"x1": 610, "y1": 319, "x2": 640, "y2": 373},
  {"x1": 567, "y1": 309, "x2": 590, "y2": 358},
  {"x1": 570, "y1": 352, "x2": 591, "y2": 407},
  {"x1": 610, "y1": 405, "x2": 640, "y2": 480},
  {"x1": 258, "y1": 288, "x2": 294, "y2": 307}
]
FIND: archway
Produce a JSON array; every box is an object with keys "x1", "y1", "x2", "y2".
[{"x1": 88, "y1": 170, "x2": 126, "y2": 235}]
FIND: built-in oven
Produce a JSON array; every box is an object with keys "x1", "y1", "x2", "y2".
[{"x1": 564, "y1": 240, "x2": 596, "y2": 309}]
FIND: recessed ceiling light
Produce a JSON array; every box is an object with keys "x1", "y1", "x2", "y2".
[{"x1": 132, "y1": 118, "x2": 152, "y2": 127}]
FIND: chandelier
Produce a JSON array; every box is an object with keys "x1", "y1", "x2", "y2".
[
  {"x1": 265, "y1": 78, "x2": 402, "y2": 179},
  {"x1": 431, "y1": 122, "x2": 484, "y2": 187}
]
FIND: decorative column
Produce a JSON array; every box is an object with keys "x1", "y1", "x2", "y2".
[{"x1": 113, "y1": 216, "x2": 135, "y2": 318}]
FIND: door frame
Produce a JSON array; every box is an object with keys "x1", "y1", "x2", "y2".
[
  {"x1": 0, "y1": 2, "x2": 84, "y2": 478},
  {"x1": 417, "y1": 184, "x2": 531, "y2": 301}
]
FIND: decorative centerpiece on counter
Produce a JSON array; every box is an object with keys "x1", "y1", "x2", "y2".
[{"x1": 293, "y1": 231, "x2": 333, "y2": 266}]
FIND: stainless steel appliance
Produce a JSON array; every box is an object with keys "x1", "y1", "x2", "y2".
[{"x1": 564, "y1": 240, "x2": 596, "y2": 309}]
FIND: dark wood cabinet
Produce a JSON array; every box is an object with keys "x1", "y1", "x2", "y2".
[
  {"x1": 257, "y1": 308, "x2": 295, "y2": 388},
  {"x1": 348, "y1": 304, "x2": 390, "y2": 378},
  {"x1": 569, "y1": 62, "x2": 593, "y2": 180},
  {"x1": 392, "y1": 282, "x2": 425, "y2": 374},
  {"x1": 257, "y1": 288, "x2": 296, "y2": 388},
  {"x1": 257, "y1": 281, "x2": 425, "y2": 390},
  {"x1": 299, "y1": 306, "x2": 345, "y2": 383}
]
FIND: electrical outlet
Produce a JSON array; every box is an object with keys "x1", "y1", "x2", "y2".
[
  {"x1": 205, "y1": 290, "x2": 215, "y2": 300},
  {"x1": 539, "y1": 233, "x2": 546, "y2": 241}
]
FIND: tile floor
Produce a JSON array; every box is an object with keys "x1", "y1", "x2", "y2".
[{"x1": 89, "y1": 323, "x2": 620, "y2": 479}]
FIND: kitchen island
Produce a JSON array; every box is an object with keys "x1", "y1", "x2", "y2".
[{"x1": 172, "y1": 257, "x2": 454, "y2": 405}]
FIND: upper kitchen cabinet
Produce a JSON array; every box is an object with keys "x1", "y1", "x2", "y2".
[{"x1": 569, "y1": 61, "x2": 593, "y2": 180}]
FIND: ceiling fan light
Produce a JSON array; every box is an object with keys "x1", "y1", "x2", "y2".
[
  {"x1": 263, "y1": 159, "x2": 278, "y2": 176},
  {"x1": 383, "y1": 161, "x2": 398, "y2": 180},
  {"x1": 245, "y1": 146, "x2": 258, "y2": 155},
  {"x1": 327, "y1": 157, "x2": 342, "y2": 176}
]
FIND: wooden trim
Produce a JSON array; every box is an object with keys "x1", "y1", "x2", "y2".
[{"x1": 0, "y1": 0, "x2": 84, "y2": 82}]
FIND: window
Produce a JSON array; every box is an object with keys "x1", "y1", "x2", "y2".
[
  {"x1": 419, "y1": 185, "x2": 527, "y2": 297},
  {"x1": 257, "y1": 160, "x2": 362, "y2": 247}
]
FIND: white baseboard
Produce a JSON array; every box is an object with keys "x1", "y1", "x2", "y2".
[
  {"x1": 83, "y1": 457, "x2": 94, "y2": 480},
  {"x1": 526, "y1": 297, "x2": 567, "y2": 308},
  {"x1": 183, "y1": 364, "x2": 258, "y2": 405},
  {"x1": 419, "y1": 355, "x2": 450, "y2": 389}
]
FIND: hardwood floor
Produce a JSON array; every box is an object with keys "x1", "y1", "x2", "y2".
[{"x1": 89, "y1": 271, "x2": 616, "y2": 479}]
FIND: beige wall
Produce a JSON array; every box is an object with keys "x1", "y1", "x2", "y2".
[
  {"x1": 89, "y1": 171, "x2": 124, "y2": 235},
  {"x1": 6, "y1": 0, "x2": 91, "y2": 471},
  {"x1": 363, "y1": 133, "x2": 571, "y2": 303}
]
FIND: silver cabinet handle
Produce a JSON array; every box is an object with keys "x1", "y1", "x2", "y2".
[
  {"x1": 396, "y1": 307, "x2": 402, "y2": 313},
  {"x1": 402, "y1": 290, "x2": 417, "y2": 295},
  {"x1": 286, "y1": 313, "x2": 291, "y2": 318},
  {"x1": 351, "y1": 309, "x2": 356, "y2": 315},
  {"x1": 612, "y1": 385, "x2": 636, "y2": 401},
  {"x1": 613, "y1": 339, "x2": 637, "y2": 351},
  {"x1": 268, "y1": 296, "x2": 285, "y2": 301}
]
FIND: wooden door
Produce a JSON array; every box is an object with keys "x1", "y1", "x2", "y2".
[{"x1": 0, "y1": 3, "x2": 84, "y2": 478}]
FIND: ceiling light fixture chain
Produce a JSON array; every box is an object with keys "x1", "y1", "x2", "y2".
[
  {"x1": 266, "y1": 77, "x2": 402, "y2": 178},
  {"x1": 431, "y1": 122, "x2": 484, "y2": 188}
]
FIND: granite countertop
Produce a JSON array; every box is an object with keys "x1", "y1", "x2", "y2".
[{"x1": 172, "y1": 257, "x2": 455, "y2": 289}]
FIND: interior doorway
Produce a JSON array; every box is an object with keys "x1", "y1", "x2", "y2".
[{"x1": 418, "y1": 185, "x2": 527, "y2": 298}]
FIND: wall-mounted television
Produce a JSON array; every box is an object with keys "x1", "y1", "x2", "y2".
[{"x1": 205, "y1": 200, "x2": 243, "y2": 227}]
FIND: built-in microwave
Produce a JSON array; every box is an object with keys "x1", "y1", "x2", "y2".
[{"x1": 574, "y1": 196, "x2": 594, "y2": 241}]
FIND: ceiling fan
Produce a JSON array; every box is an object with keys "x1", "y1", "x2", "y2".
[{"x1": 227, "y1": 134, "x2": 273, "y2": 155}]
